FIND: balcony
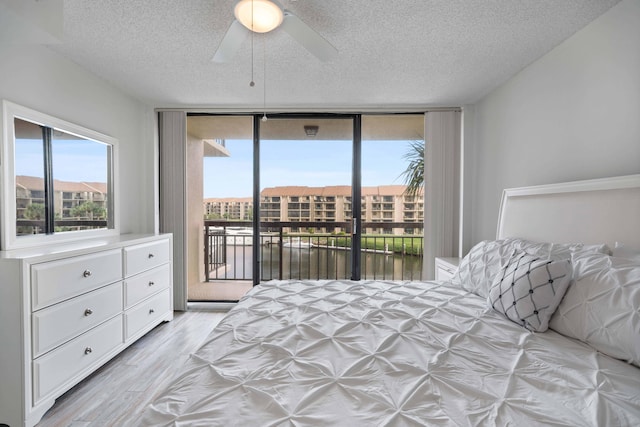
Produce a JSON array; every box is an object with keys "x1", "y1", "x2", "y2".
[{"x1": 204, "y1": 220, "x2": 424, "y2": 282}]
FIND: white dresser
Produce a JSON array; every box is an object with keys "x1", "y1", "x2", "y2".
[{"x1": 0, "y1": 234, "x2": 173, "y2": 427}]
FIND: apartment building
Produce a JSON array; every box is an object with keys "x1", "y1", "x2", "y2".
[
  {"x1": 16, "y1": 175, "x2": 108, "y2": 233},
  {"x1": 204, "y1": 197, "x2": 253, "y2": 220},
  {"x1": 204, "y1": 185, "x2": 424, "y2": 235}
]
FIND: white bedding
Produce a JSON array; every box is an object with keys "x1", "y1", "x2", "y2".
[{"x1": 141, "y1": 279, "x2": 640, "y2": 426}]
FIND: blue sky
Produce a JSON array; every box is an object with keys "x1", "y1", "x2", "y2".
[
  {"x1": 16, "y1": 136, "x2": 416, "y2": 198},
  {"x1": 15, "y1": 138, "x2": 109, "y2": 182},
  {"x1": 203, "y1": 139, "x2": 415, "y2": 198}
]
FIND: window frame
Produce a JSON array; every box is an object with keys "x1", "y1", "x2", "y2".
[{"x1": 1, "y1": 100, "x2": 119, "y2": 250}]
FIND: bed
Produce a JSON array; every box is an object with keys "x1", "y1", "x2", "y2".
[{"x1": 141, "y1": 175, "x2": 640, "y2": 426}]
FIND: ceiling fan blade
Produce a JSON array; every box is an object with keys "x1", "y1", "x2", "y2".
[
  {"x1": 281, "y1": 11, "x2": 338, "y2": 62},
  {"x1": 212, "y1": 19, "x2": 248, "y2": 63}
]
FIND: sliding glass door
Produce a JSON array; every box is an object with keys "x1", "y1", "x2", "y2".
[
  {"x1": 257, "y1": 113, "x2": 425, "y2": 283},
  {"x1": 186, "y1": 115, "x2": 254, "y2": 302},
  {"x1": 361, "y1": 115, "x2": 425, "y2": 280},
  {"x1": 185, "y1": 113, "x2": 425, "y2": 297},
  {"x1": 258, "y1": 115, "x2": 358, "y2": 281}
]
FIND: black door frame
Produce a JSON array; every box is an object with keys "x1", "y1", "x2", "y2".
[{"x1": 251, "y1": 113, "x2": 362, "y2": 285}]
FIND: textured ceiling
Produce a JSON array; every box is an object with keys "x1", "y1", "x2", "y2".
[{"x1": 48, "y1": 0, "x2": 619, "y2": 110}]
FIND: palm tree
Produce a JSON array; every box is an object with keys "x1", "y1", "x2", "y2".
[
  {"x1": 398, "y1": 140, "x2": 424, "y2": 196},
  {"x1": 23, "y1": 203, "x2": 46, "y2": 220},
  {"x1": 70, "y1": 201, "x2": 106, "y2": 219}
]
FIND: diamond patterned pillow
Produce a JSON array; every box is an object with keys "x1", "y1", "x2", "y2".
[{"x1": 488, "y1": 251, "x2": 572, "y2": 332}]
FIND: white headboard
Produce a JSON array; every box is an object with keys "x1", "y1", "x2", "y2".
[{"x1": 497, "y1": 175, "x2": 640, "y2": 248}]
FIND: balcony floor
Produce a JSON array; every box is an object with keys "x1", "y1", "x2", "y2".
[{"x1": 188, "y1": 280, "x2": 253, "y2": 302}]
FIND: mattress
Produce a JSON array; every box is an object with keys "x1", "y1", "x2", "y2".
[{"x1": 140, "y1": 279, "x2": 640, "y2": 426}]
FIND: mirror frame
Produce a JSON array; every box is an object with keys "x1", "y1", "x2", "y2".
[{"x1": 1, "y1": 100, "x2": 119, "y2": 250}]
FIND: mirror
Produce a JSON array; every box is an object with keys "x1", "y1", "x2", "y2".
[{"x1": 2, "y1": 101, "x2": 118, "y2": 250}]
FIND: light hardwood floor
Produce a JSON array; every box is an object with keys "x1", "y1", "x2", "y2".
[{"x1": 36, "y1": 309, "x2": 228, "y2": 426}]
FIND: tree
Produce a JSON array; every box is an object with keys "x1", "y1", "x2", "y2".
[
  {"x1": 398, "y1": 140, "x2": 424, "y2": 196},
  {"x1": 70, "y1": 201, "x2": 106, "y2": 219},
  {"x1": 23, "y1": 203, "x2": 45, "y2": 220}
]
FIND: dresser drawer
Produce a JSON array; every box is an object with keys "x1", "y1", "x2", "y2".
[
  {"x1": 32, "y1": 316, "x2": 123, "y2": 403},
  {"x1": 123, "y1": 239, "x2": 171, "y2": 277},
  {"x1": 31, "y1": 249, "x2": 123, "y2": 310},
  {"x1": 124, "y1": 288, "x2": 170, "y2": 340},
  {"x1": 124, "y1": 263, "x2": 171, "y2": 308},
  {"x1": 32, "y1": 282, "x2": 123, "y2": 358}
]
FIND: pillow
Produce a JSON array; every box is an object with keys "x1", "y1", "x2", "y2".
[
  {"x1": 612, "y1": 242, "x2": 640, "y2": 262},
  {"x1": 450, "y1": 239, "x2": 518, "y2": 297},
  {"x1": 514, "y1": 239, "x2": 611, "y2": 260},
  {"x1": 487, "y1": 251, "x2": 572, "y2": 332},
  {"x1": 549, "y1": 252, "x2": 640, "y2": 367},
  {"x1": 451, "y1": 238, "x2": 604, "y2": 298}
]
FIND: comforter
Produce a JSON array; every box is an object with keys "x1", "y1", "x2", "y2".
[{"x1": 141, "y1": 280, "x2": 640, "y2": 426}]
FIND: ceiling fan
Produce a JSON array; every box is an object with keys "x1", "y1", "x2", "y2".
[{"x1": 213, "y1": 0, "x2": 338, "y2": 63}]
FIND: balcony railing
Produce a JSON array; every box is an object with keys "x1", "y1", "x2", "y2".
[
  {"x1": 205, "y1": 220, "x2": 423, "y2": 282},
  {"x1": 17, "y1": 219, "x2": 107, "y2": 228}
]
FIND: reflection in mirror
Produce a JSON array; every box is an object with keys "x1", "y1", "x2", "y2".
[
  {"x1": 11, "y1": 115, "x2": 114, "y2": 243},
  {"x1": 52, "y1": 129, "x2": 111, "y2": 233},
  {"x1": 15, "y1": 118, "x2": 46, "y2": 236}
]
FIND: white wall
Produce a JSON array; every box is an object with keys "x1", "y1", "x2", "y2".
[
  {"x1": 0, "y1": 44, "x2": 156, "y2": 235},
  {"x1": 465, "y1": 0, "x2": 640, "y2": 247}
]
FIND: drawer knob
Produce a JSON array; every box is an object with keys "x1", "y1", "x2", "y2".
[
  {"x1": 149, "y1": 308, "x2": 155, "y2": 314},
  {"x1": 148, "y1": 253, "x2": 154, "y2": 259},
  {"x1": 148, "y1": 281, "x2": 155, "y2": 287},
  {"x1": 84, "y1": 347, "x2": 93, "y2": 355},
  {"x1": 82, "y1": 270, "x2": 92, "y2": 278},
  {"x1": 84, "y1": 308, "x2": 93, "y2": 316}
]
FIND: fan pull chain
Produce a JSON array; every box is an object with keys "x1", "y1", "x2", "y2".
[
  {"x1": 249, "y1": 0, "x2": 255, "y2": 87},
  {"x1": 262, "y1": 35, "x2": 267, "y2": 122}
]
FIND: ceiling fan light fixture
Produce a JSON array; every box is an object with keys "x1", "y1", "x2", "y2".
[{"x1": 234, "y1": 0, "x2": 284, "y2": 33}]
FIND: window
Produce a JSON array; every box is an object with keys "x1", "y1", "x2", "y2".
[{"x1": 1, "y1": 101, "x2": 118, "y2": 249}]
